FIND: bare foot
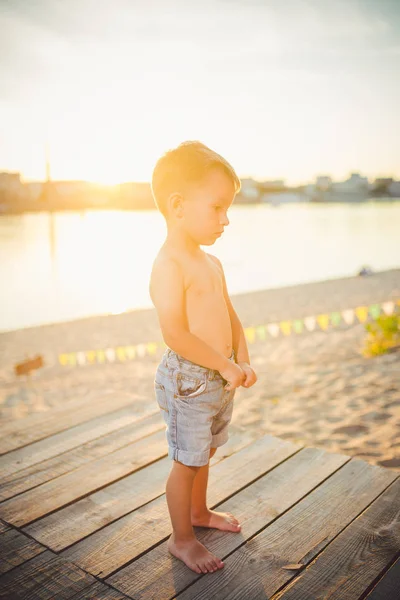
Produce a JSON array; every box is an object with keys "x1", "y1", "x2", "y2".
[
  {"x1": 167, "y1": 533, "x2": 224, "y2": 574},
  {"x1": 192, "y1": 509, "x2": 241, "y2": 532}
]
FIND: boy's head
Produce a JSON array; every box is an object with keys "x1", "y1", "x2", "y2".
[{"x1": 151, "y1": 141, "x2": 241, "y2": 246}]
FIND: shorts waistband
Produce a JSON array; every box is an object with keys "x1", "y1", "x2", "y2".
[{"x1": 163, "y1": 347, "x2": 235, "y2": 380}]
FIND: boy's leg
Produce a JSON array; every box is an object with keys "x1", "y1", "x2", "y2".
[
  {"x1": 190, "y1": 447, "x2": 241, "y2": 532},
  {"x1": 190, "y1": 447, "x2": 217, "y2": 519},
  {"x1": 165, "y1": 460, "x2": 199, "y2": 541},
  {"x1": 166, "y1": 458, "x2": 224, "y2": 574}
]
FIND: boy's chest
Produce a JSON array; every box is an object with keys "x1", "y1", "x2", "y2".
[{"x1": 183, "y1": 257, "x2": 223, "y2": 297}]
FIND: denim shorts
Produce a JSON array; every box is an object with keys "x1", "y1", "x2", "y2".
[{"x1": 153, "y1": 347, "x2": 237, "y2": 467}]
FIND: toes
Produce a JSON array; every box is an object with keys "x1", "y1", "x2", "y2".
[
  {"x1": 226, "y1": 512, "x2": 239, "y2": 524},
  {"x1": 198, "y1": 563, "x2": 207, "y2": 574}
]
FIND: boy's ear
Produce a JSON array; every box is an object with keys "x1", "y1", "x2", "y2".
[{"x1": 168, "y1": 193, "x2": 184, "y2": 217}]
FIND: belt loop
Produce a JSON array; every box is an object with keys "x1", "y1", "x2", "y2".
[{"x1": 164, "y1": 348, "x2": 170, "y2": 368}]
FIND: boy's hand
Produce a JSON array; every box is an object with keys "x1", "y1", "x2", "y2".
[
  {"x1": 219, "y1": 361, "x2": 246, "y2": 391},
  {"x1": 237, "y1": 361, "x2": 257, "y2": 388}
]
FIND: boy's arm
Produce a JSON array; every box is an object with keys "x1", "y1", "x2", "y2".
[
  {"x1": 208, "y1": 255, "x2": 250, "y2": 365},
  {"x1": 149, "y1": 257, "x2": 232, "y2": 372}
]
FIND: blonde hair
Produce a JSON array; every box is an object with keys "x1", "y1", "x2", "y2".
[{"x1": 151, "y1": 140, "x2": 241, "y2": 218}]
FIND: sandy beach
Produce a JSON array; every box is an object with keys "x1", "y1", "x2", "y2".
[{"x1": 1, "y1": 268, "x2": 399, "y2": 471}]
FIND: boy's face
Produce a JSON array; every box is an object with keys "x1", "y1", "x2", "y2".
[{"x1": 174, "y1": 167, "x2": 236, "y2": 246}]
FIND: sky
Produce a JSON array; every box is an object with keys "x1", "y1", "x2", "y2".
[{"x1": 0, "y1": 0, "x2": 399, "y2": 185}]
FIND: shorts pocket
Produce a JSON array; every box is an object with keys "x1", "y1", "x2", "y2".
[
  {"x1": 154, "y1": 381, "x2": 169, "y2": 412},
  {"x1": 175, "y1": 372, "x2": 208, "y2": 399}
]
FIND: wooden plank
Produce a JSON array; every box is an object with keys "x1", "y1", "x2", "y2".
[
  {"x1": 69, "y1": 580, "x2": 132, "y2": 599},
  {"x1": 25, "y1": 430, "x2": 258, "y2": 551},
  {"x1": 0, "y1": 405, "x2": 159, "y2": 482},
  {"x1": 0, "y1": 429, "x2": 167, "y2": 526},
  {"x1": 0, "y1": 389, "x2": 141, "y2": 440},
  {"x1": 0, "y1": 412, "x2": 164, "y2": 501},
  {"x1": 106, "y1": 446, "x2": 349, "y2": 598},
  {"x1": 169, "y1": 464, "x2": 398, "y2": 600},
  {"x1": 271, "y1": 477, "x2": 400, "y2": 600},
  {"x1": 0, "y1": 393, "x2": 147, "y2": 454},
  {"x1": 365, "y1": 556, "x2": 400, "y2": 599},
  {"x1": 0, "y1": 521, "x2": 10, "y2": 535},
  {"x1": 61, "y1": 436, "x2": 304, "y2": 577},
  {"x1": 0, "y1": 550, "x2": 96, "y2": 599},
  {"x1": 0, "y1": 527, "x2": 46, "y2": 575}
]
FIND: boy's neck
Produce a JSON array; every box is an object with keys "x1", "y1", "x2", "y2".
[{"x1": 165, "y1": 228, "x2": 203, "y2": 257}]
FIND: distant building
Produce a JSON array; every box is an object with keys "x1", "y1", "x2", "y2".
[
  {"x1": 331, "y1": 173, "x2": 369, "y2": 193},
  {"x1": 52, "y1": 181, "x2": 91, "y2": 196},
  {"x1": 306, "y1": 173, "x2": 371, "y2": 203},
  {"x1": 237, "y1": 178, "x2": 260, "y2": 203},
  {"x1": 25, "y1": 182, "x2": 44, "y2": 201},
  {"x1": 315, "y1": 176, "x2": 332, "y2": 191},
  {"x1": 370, "y1": 177, "x2": 400, "y2": 198},
  {"x1": 260, "y1": 179, "x2": 285, "y2": 189},
  {"x1": 258, "y1": 179, "x2": 308, "y2": 204},
  {"x1": 0, "y1": 172, "x2": 27, "y2": 200},
  {"x1": 389, "y1": 180, "x2": 400, "y2": 197}
]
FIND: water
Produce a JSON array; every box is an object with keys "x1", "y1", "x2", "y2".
[{"x1": 1, "y1": 201, "x2": 399, "y2": 332}]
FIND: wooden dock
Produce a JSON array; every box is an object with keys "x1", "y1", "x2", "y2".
[{"x1": 0, "y1": 395, "x2": 399, "y2": 599}]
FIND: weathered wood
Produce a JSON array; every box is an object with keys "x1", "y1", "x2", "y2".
[
  {"x1": 25, "y1": 430, "x2": 257, "y2": 551},
  {"x1": 106, "y1": 446, "x2": 349, "y2": 599},
  {"x1": 0, "y1": 521, "x2": 10, "y2": 535},
  {"x1": 365, "y1": 556, "x2": 400, "y2": 599},
  {"x1": 0, "y1": 411, "x2": 164, "y2": 501},
  {"x1": 0, "y1": 393, "x2": 147, "y2": 454},
  {"x1": 0, "y1": 400, "x2": 397, "y2": 600},
  {"x1": 0, "y1": 527, "x2": 46, "y2": 575},
  {"x1": 0, "y1": 550, "x2": 96, "y2": 599},
  {"x1": 151, "y1": 460, "x2": 397, "y2": 600},
  {"x1": 271, "y1": 477, "x2": 400, "y2": 600},
  {"x1": 0, "y1": 404, "x2": 160, "y2": 480},
  {"x1": 0, "y1": 429, "x2": 167, "y2": 526},
  {"x1": 69, "y1": 580, "x2": 132, "y2": 599},
  {"x1": 61, "y1": 436, "x2": 303, "y2": 577}
]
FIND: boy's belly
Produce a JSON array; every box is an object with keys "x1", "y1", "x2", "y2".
[{"x1": 186, "y1": 292, "x2": 233, "y2": 358}]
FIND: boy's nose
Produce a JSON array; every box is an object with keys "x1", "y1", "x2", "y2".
[{"x1": 220, "y1": 214, "x2": 229, "y2": 226}]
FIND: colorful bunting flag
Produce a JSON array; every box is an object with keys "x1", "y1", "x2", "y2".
[{"x1": 58, "y1": 298, "x2": 399, "y2": 367}]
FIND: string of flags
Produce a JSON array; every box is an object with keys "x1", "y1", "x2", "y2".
[{"x1": 58, "y1": 298, "x2": 400, "y2": 367}]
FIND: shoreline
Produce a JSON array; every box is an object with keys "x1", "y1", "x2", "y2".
[
  {"x1": 1, "y1": 267, "x2": 399, "y2": 354},
  {"x1": 1, "y1": 195, "x2": 399, "y2": 217}
]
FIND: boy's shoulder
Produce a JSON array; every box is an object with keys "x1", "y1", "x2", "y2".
[
  {"x1": 150, "y1": 247, "x2": 223, "y2": 279},
  {"x1": 151, "y1": 244, "x2": 180, "y2": 270},
  {"x1": 205, "y1": 252, "x2": 223, "y2": 271},
  {"x1": 150, "y1": 245, "x2": 187, "y2": 287}
]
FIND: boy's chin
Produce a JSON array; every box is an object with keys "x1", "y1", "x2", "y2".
[{"x1": 200, "y1": 237, "x2": 217, "y2": 246}]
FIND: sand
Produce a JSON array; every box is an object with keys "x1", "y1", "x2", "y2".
[{"x1": 1, "y1": 268, "x2": 399, "y2": 471}]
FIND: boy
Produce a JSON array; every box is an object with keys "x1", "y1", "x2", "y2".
[{"x1": 149, "y1": 141, "x2": 257, "y2": 575}]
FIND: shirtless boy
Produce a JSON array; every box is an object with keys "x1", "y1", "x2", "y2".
[{"x1": 149, "y1": 140, "x2": 257, "y2": 575}]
